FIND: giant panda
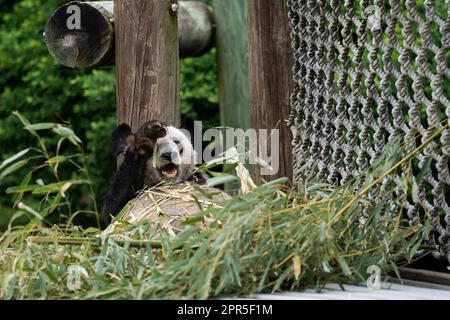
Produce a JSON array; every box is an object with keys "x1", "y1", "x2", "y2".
[{"x1": 102, "y1": 120, "x2": 206, "y2": 224}]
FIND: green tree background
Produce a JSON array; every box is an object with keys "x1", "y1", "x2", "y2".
[{"x1": 0, "y1": 0, "x2": 219, "y2": 228}]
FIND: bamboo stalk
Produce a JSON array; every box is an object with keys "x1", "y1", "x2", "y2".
[{"x1": 27, "y1": 236, "x2": 163, "y2": 248}]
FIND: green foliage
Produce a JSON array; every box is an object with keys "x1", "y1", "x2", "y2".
[
  {"x1": 0, "y1": 109, "x2": 443, "y2": 299},
  {"x1": 0, "y1": 140, "x2": 435, "y2": 299},
  {"x1": 0, "y1": 0, "x2": 219, "y2": 228},
  {"x1": 0, "y1": 112, "x2": 100, "y2": 228},
  {"x1": 180, "y1": 51, "x2": 220, "y2": 128}
]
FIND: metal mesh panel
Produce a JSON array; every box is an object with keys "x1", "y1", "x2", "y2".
[{"x1": 287, "y1": 0, "x2": 450, "y2": 263}]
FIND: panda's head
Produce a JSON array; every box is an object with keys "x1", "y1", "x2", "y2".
[
  {"x1": 144, "y1": 125, "x2": 197, "y2": 185},
  {"x1": 111, "y1": 121, "x2": 198, "y2": 187}
]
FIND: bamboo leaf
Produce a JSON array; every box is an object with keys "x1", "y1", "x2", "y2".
[
  {"x1": 27, "y1": 123, "x2": 56, "y2": 131},
  {"x1": 0, "y1": 148, "x2": 30, "y2": 171},
  {"x1": 3, "y1": 274, "x2": 17, "y2": 300},
  {"x1": 322, "y1": 259, "x2": 332, "y2": 273},
  {"x1": 259, "y1": 177, "x2": 288, "y2": 188},
  {"x1": 206, "y1": 175, "x2": 238, "y2": 187},
  {"x1": 46, "y1": 156, "x2": 67, "y2": 166},
  {"x1": 222, "y1": 163, "x2": 238, "y2": 174},
  {"x1": 256, "y1": 156, "x2": 273, "y2": 171},
  {"x1": 6, "y1": 184, "x2": 40, "y2": 194},
  {"x1": 84, "y1": 227, "x2": 101, "y2": 234},
  {"x1": 60, "y1": 182, "x2": 72, "y2": 198},
  {"x1": 12, "y1": 111, "x2": 32, "y2": 130},
  {"x1": 416, "y1": 156, "x2": 432, "y2": 185},
  {"x1": 399, "y1": 176, "x2": 408, "y2": 194},
  {"x1": 32, "y1": 180, "x2": 90, "y2": 195},
  {"x1": 13, "y1": 171, "x2": 33, "y2": 205},
  {"x1": 293, "y1": 255, "x2": 301, "y2": 280},
  {"x1": 336, "y1": 256, "x2": 352, "y2": 276},
  {"x1": 7, "y1": 211, "x2": 28, "y2": 230},
  {"x1": 52, "y1": 126, "x2": 82, "y2": 146},
  {"x1": 0, "y1": 159, "x2": 29, "y2": 181},
  {"x1": 42, "y1": 268, "x2": 59, "y2": 284},
  {"x1": 17, "y1": 202, "x2": 44, "y2": 220}
]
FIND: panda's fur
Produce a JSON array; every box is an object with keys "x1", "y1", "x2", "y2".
[
  {"x1": 144, "y1": 125, "x2": 198, "y2": 186},
  {"x1": 103, "y1": 120, "x2": 206, "y2": 224}
]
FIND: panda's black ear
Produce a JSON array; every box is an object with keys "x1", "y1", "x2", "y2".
[{"x1": 111, "y1": 123, "x2": 133, "y2": 156}]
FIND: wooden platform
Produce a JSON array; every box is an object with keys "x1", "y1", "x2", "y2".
[{"x1": 247, "y1": 280, "x2": 450, "y2": 300}]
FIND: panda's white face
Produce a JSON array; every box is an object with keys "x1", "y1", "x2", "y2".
[{"x1": 144, "y1": 126, "x2": 197, "y2": 185}]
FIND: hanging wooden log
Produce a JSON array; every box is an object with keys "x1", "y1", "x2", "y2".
[{"x1": 44, "y1": 1, "x2": 215, "y2": 68}]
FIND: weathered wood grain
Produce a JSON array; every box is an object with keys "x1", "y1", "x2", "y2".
[
  {"x1": 44, "y1": 1, "x2": 214, "y2": 68},
  {"x1": 44, "y1": 2, "x2": 114, "y2": 68},
  {"x1": 399, "y1": 267, "x2": 450, "y2": 287},
  {"x1": 248, "y1": 0, "x2": 293, "y2": 183},
  {"x1": 114, "y1": 0, "x2": 180, "y2": 132}
]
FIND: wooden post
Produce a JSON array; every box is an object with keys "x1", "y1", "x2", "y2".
[
  {"x1": 212, "y1": 0, "x2": 250, "y2": 191},
  {"x1": 248, "y1": 0, "x2": 293, "y2": 183},
  {"x1": 212, "y1": 0, "x2": 250, "y2": 130},
  {"x1": 114, "y1": 0, "x2": 180, "y2": 131},
  {"x1": 44, "y1": 1, "x2": 214, "y2": 68}
]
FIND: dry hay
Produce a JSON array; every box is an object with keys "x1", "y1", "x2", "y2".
[{"x1": 105, "y1": 182, "x2": 231, "y2": 239}]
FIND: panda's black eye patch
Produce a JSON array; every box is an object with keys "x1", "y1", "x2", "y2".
[{"x1": 173, "y1": 139, "x2": 184, "y2": 155}]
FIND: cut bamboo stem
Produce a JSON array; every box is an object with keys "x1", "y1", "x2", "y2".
[{"x1": 27, "y1": 236, "x2": 163, "y2": 248}]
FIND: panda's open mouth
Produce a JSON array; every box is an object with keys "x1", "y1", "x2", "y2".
[{"x1": 160, "y1": 163, "x2": 178, "y2": 178}]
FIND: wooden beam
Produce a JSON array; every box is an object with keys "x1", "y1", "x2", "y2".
[
  {"x1": 399, "y1": 267, "x2": 450, "y2": 286},
  {"x1": 248, "y1": 0, "x2": 293, "y2": 183},
  {"x1": 212, "y1": 0, "x2": 250, "y2": 130},
  {"x1": 178, "y1": 1, "x2": 215, "y2": 58},
  {"x1": 44, "y1": 1, "x2": 214, "y2": 68},
  {"x1": 114, "y1": 0, "x2": 180, "y2": 131},
  {"x1": 45, "y1": 1, "x2": 114, "y2": 68}
]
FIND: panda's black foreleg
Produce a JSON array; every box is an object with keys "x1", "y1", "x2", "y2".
[
  {"x1": 103, "y1": 121, "x2": 167, "y2": 224},
  {"x1": 103, "y1": 136, "x2": 155, "y2": 223},
  {"x1": 103, "y1": 151, "x2": 145, "y2": 223},
  {"x1": 102, "y1": 148, "x2": 148, "y2": 224}
]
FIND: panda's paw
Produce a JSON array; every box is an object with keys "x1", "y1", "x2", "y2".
[
  {"x1": 143, "y1": 121, "x2": 167, "y2": 140},
  {"x1": 135, "y1": 137, "x2": 155, "y2": 155}
]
